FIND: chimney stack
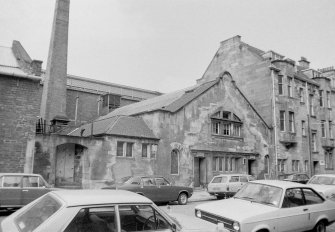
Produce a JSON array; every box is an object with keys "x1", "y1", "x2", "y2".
[
  {"x1": 298, "y1": 57, "x2": 310, "y2": 69},
  {"x1": 31, "y1": 60, "x2": 43, "y2": 76},
  {"x1": 40, "y1": 0, "x2": 70, "y2": 127}
]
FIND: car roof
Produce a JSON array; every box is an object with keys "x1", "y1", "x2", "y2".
[
  {"x1": 311, "y1": 174, "x2": 335, "y2": 177},
  {"x1": 50, "y1": 189, "x2": 152, "y2": 207},
  {"x1": 0, "y1": 173, "x2": 42, "y2": 177},
  {"x1": 213, "y1": 174, "x2": 251, "y2": 177},
  {"x1": 251, "y1": 180, "x2": 307, "y2": 189}
]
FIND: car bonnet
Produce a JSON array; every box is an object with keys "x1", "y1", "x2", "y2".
[
  {"x1": 168, "y1": 212, "x2": 219, "y2": 232},
  {"x1": 196, "y1": 198, "x2": 278, "y2": 222}
]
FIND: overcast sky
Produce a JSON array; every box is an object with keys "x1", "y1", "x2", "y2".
[{"x1": 1, "y1": 0, "x2": 334, "y2": 93}]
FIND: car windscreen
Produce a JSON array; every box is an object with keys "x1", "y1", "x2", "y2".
[
  {"x1": 14, "y1": 194, "x2": 62, "y2": 232},
  {"x1": 308, "y1": 176, "x2": 335, "y2": 185},
  {"x1": 234, "y1": 182, "x2": 283, "y2": 207}
]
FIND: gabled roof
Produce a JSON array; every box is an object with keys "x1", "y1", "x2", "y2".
[
  {"x1": 99, "y1": 79, "x2": 219, "y2": 119},
  {"x1": 68, "y1": 115, "x2": 158, "y2": 140}
]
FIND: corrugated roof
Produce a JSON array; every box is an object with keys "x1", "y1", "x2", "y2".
[
  {"x1": 68, "y1": 115, "x2": 158, "y2": 139},
  {"x1": 99, "y1": 79, "x2": 219, "y2": 119}
]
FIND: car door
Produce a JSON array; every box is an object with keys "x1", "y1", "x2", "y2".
[
  {"x1": 276, "y1": 188, "x2": 310, "y2": 232},
  {"x1": 0, "y1": 175, "x2": 22, "y2": 207},
  {"x1": 140, "y1": 177, "x2": 160, "y2": 202},
  {"x1": 21, "y1": 175, "x2": 50, "y2": 205},
  {"x1": 301, "y1": 187, "x2": 329, "y2": 230},
  {"x1": 154, "y1": 177, "x2": 176, "y2": 202},
  {"x1": 228, "y1": 176, "x2": 240, "y2": 193}
]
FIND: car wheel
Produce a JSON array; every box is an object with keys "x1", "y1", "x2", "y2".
[
  {"x1": 313, "y1": 220, "x2": 326, "y2": 232},
  {"x1": 177, "y1": 192, "x2": 188, "y2": 205}
]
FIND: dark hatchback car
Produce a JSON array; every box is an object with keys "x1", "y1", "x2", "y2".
[
  {"x1": 103, "y1": 176, "x2": 193, "y2": 205},
  {"x1": 0, "y1": 173, "x2": 53, "y2": 211},
  {"x1": 279, "y1": 173, "x2": 310, "y2": 184}
]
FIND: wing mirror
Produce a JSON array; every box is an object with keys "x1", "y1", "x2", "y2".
[{"x1": 172, "y1": 223, "x2": 177, "y2": 232}]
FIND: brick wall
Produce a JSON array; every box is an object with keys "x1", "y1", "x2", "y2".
[{"x1": 0, "y1": 75, "x2": 41, "y2": 172}]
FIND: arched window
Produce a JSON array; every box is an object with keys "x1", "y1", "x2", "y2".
[
  {"x1": 171, "y1": 149, "x2": 179, "y2": 175},
  {"x1": 211, "y1": 110, "x2": 242, "y2": 138}
]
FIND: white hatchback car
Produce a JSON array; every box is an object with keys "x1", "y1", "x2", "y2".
[
  {"x1": 207, "y1": 174, "x2": 255, "y2": 199},
  {"x1": 196, "y1": 180, "x2": 335, "y2": 232},
  {"x1": 1, "y1": 189, "x2": 218, "y2": 232},
  {"x1": 307, "y1": 174, "x2": 335, "y2": 201}
]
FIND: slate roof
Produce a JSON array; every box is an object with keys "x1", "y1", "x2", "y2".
[
  {"x1": 68, "y1": 115, "x2": 158, "y2": 139},
  {"x1": 99, "y1": 78, "x2": 220, "y2": 119}
]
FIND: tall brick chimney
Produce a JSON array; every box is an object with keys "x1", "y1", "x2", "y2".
[{"x1": 40, "y1": 0, "x2": 70, "y2": 127}]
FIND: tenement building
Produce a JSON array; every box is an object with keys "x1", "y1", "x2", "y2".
[{"x1": 198, "y1": 35, "x2": 335, "y2": 179}]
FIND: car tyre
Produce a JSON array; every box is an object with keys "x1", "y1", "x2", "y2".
[
  {"x1": 313, "y1": 220, "x2": 326, "y2": 232},
  {"x1": 177, "y1": 192, "x2": 188, "y2": 205}
]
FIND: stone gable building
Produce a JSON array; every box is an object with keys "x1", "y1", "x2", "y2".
[
  {"x1": 70, "y1": 73, "x2": 271, "y2": 187},
  {"x1": 198, "y1": 35, "x2": 335, "y2": 178}
]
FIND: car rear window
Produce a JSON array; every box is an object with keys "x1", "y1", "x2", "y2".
[
  {"x1": 3, "y1": 176, "x2": 21, "y2": 187},
  {"x1": 211, "y1": 176, "x2": 228, "y2": 183},
  {"x1": 14, "y1": 194, "x2": 62, "y2": 232}
]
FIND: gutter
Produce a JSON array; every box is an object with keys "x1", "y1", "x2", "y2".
[{"x1": 0, "y1": 70, "x2": 41, "y2": 81}]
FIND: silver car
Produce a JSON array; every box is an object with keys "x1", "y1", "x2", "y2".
[{"x1": 1, "y1": 189, "x2": 218, "y2": 232}]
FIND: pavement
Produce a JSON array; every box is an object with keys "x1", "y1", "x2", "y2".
[{"x1": 189, "y1": 188, "x2": 216, "y2": 202}]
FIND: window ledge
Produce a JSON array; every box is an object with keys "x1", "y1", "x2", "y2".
[
  {"x1": 116, "y1": 156, "x2": 135, "y2": 159},
  {"x1": 325, "y1": 168, "x2": 334, "y2": 170},
  {"x1": 212, "y1": 134, "x2": 243, "y2": 141}
]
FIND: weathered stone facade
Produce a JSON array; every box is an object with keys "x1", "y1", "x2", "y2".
[
  {"x1": 198, "y1": 35, "x2": 335, "y2": 177},
  {"x1": 139, "y1": 74, "x2": 271, "y2": 186}
]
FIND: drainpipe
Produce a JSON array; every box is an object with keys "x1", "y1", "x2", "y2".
[
  {"x1": 74, "y1": 95, "x2": 79, "y2": 125},
  {"x1": 305, "y1": 82, "x2": 313, "y2": 177},
  {"x1": 271, "y1": 69, "x2": 279, "y2": 179}
]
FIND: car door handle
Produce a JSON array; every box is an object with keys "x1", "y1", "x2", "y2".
[
  {"x1": 22, "y1": 189, "x2": 29, "y2": 192},
  {"x1": 303, "y1": 208, "x2": 308, "y2": 211}
]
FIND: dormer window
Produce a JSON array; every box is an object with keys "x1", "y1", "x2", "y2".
[{"x1": 211, "y1": 110, "x2": 242, "y2": 138}]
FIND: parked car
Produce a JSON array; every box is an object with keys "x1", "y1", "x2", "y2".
[
  {"x1": 1, "y1": 189, "x2": 219, "y2": 232},
  {"x1": 195, "y1": 180, "x2": 335, "y2": 232},
  {"x1": 278, "y1": 173, "x2": 310, "y2": 184},
  {"x1": 207, "y1": 174, "x2": 255, "y2": 199},
  {"x1": 0, "y1": 173, "x2": 54, "y2": 211},
  {"x1": 307, "y1": 174, "x2": 335, "y2": 201},
  {"x1": 102, "y1": 175, "x2": 193, "y2": 205}
]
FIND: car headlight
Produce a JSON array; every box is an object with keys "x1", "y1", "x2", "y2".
[
  {"x1": 233, "y1": 221, "x2": 240, "y2": 231},
  {"x1": 195, "y1": 210, "x2": 202, "y2": 218}
]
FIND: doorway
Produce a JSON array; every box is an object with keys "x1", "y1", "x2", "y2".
[
  {"x1": 248, "y1": 159, "x2": 256, "y2": 176},
  {"x1": 55, "y1": 143, "x2": 84, "y2": 188},
  {"x1": 194, "y1": 157, "x2": 206, "y2": 188}
]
